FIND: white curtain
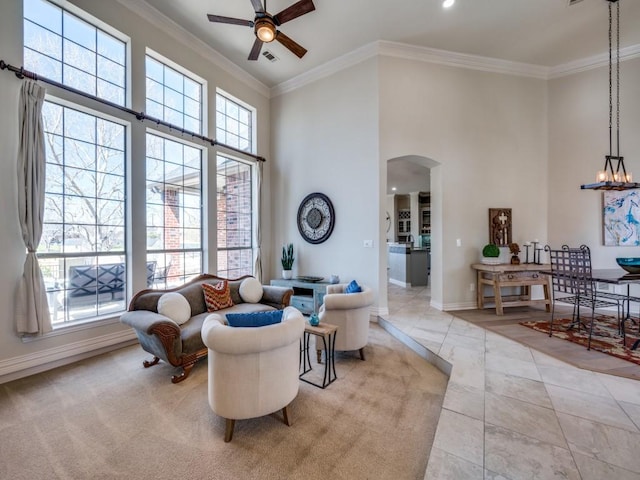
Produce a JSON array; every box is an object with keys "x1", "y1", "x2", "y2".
[
  {"x1": 253, "y1": 160, "x2": 263, "y2": 282},
  {"x1": 16, "y1": 80, "x2": 51, "y2": 336}
]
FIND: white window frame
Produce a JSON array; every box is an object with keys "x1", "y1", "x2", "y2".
[
  {"x1": 215, "y1": 154, "x2": 257, "y2": 278},
  {"x1": 38, "y1": 94, "x2": 131, "y2": 329},
  {"x1": 23, "y1": 0, "x2": 132, "y2": 107},
  {"x1": 145, "y1": 48, "x2": 208, "y2": 135},
  {"x1": 215, "y1": 88, "x2": 257, "y2": 154},
  {"x1": 145, "y1": 128, "x2": 205, "y2": 288}
]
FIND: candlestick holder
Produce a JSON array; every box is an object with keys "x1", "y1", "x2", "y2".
[
  {"x1": 534, "y1": 247, "x2": 543, "y2": 265},
  {"x1": 523, "y1": 244, "x2": 531, "y2": 264}
]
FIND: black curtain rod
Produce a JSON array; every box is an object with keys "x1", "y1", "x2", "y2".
[{"x1": 0, "y1": 60, "x2": 266, "y2": 162}]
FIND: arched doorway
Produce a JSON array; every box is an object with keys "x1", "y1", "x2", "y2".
[{"x1": 383, "y1": 155, "x2": 441, "y2": 313}]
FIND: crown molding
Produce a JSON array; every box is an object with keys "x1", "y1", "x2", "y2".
[
  {"x1": 272, "y1": 40, "x2": 551, "y2": 97},
  {"x1": 549, "y1": 43, "x2": 640, "y2": 78},
  {"x1": 376, "y1": 40, "x2": 550, "y2": 79},
  {"x1": 113, "y1": 0, "x2": 270, "y2": 98},
  {"x1": 271, "y1": 42, "x2": 380, "y2": 97}
]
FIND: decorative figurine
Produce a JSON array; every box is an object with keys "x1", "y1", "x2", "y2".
[{"x1": 509, "y1": 243, "x2": 521, "y2": 265}]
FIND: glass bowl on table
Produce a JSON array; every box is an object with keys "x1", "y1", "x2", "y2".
[{"x1": 616, "y1": 257, "x2": 640, "y2": 274}]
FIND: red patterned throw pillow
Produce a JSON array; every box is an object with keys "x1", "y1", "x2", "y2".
[{"x1": 202, "y1": 281, "x2": 234, "y2": 312}]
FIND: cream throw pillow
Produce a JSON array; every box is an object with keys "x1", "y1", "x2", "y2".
[
  {"x1": 239, "y1": 277, "x2": 263, "y2": 303},
  {"x1": 158, "y1": 292, "x2": 191, "y2": 325}
]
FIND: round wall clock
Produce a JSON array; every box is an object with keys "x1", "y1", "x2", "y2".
[{"x1": 297, "y1": 192, "x2": 335, "y2": 244}]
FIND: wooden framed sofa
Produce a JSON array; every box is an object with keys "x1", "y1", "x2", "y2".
[{"x1": 120, "y1": 274, "x2": 293, "y2": 383}]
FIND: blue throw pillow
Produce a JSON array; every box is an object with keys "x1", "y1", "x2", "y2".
[
  {"x1": 226, "y1": 310, "x2": 283, "y2": 328},
  {"x1": 345, "y1": 280, "x2": 362, "y2": 294}
]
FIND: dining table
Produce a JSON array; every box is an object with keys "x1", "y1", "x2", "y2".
[{"x1": 591, "y1": 268, "x2": 640, "y2": 349}]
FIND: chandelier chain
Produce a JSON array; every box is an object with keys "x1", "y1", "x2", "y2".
[
  {"x1": 608, "y1": 0, "x2": 613, "y2": 154},
  {"x1": 616, "y1": 0, "x2": 620, "y2": 157}
]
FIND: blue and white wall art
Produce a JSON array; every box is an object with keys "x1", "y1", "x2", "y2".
[{"x1": 604, "y1": 190, "x2": 640, "y2": 246}]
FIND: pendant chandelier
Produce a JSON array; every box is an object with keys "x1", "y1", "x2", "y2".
[{"x1": 581, "y1": 0, "x2": 637, "y2": 190}]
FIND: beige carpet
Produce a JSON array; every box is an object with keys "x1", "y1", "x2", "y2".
[{"x1": 0, "y1": 324, "x2": 447, "y2": 480}]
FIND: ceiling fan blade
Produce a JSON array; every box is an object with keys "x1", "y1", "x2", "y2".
[
  {"x1": 207, "y1": 14, "x2": 253, "y2": 27},
  {"x1": 250, "y1": 0, "x2": 265, "y2": 13},
  {"x1": 275, "y1": 30, "x2": 307, "y2": 58},
  {"x1": 248, "y1": 38, "x2": 264, "y2": 61},
  {"x1": 273, "y1": 0, "x2": 315, "y2": 25}
]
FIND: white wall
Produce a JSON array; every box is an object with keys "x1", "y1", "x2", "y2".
[
  {"x1": 548, "y1": 57, "x2": 640, "y2": 269},
  {"x1": 271, "y1": 54, "x2": 549, "y2": 312},
  {"x1": 378, "y1": 56, "x2": 549, "y2": 309},
  {"x1": 0, "y1": 0, "x2": 270, "y2": 381},
  {"x1": 270, "y1": 59, "x2": 382, "y2": 311}
]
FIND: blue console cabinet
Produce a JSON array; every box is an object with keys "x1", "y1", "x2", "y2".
[{"x1": 270, "y1": 278, "x2": 330, "y2": 315}]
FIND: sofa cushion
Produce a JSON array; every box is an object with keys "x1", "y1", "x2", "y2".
[
  {"x1": 157, "y1": 292, "x2": 191, "y2": 325},
  {"x1": 226, "y1": 310, "x2": 283, "y2": 328},
  {"x1": 203, "y1": 281, "x2": 234, "y2": 312},
  {"x1": 239, "y1": 277, "x2": 263, "y2": 303},
  {"x1": 345, "y1": 280, "x2": 362, "y2": 293},
  {"x1": 215, "y1": 302, "x2": 275, "y2": 320}
]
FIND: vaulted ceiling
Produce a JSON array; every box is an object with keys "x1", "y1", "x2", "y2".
[{"x1": 143, "y1": 0, "x2": 640, "y2": 88}]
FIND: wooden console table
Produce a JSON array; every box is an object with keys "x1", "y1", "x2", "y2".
[{"x1": 471, "y1": 263, "x2": 551, "y2": 315}]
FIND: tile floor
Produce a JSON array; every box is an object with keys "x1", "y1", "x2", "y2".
[{"x1": 379, "y1": 284, "x2": 640, "y2": 480}]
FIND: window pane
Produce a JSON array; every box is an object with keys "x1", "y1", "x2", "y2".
[
  {"x1": 24, "y1": 49, "x2": 62, "y2": 82},
  {"x1": 24, "y1": 21, "x2": 62, "y2": 59},
  {"x1": 64, "y1": 66, "x2": 96, "y2": 95},
  {"x1": 164, "y1": 68, "x2": 183, "y2": 94},
  {"x1": 146, "y1": 56, "x2": 163, "y2": 82},
  {"x1": 96, "y1": 80, "x2": 124, "y2": 106},
  {"x1": 64, "y1": 39, "x2": 96, "y2": 75},
  {"x1": 97, "y1": 30, "x2": 125, "y2": 65},
  {"x1": 97, "y1": 56, "x2": 124, "y2": 85},
  {"x1": 24, "y1": 0, "x2": 62, "y2": 34},
  {"x1": 63, "y1": 12, "x2": 96, "y2": 50}
]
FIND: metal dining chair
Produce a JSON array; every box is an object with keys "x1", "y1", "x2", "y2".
[{"x1": 545, "y1": 244, "x2": 622, "y2": 350}]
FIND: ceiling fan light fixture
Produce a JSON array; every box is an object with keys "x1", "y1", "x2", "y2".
[{"x1": 255, "y1": 18, "x2": 276, "y2": 42}]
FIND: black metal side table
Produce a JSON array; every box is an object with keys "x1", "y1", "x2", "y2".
[{"x1": 300, "y1": 322, "x2": 337, "y2": 389}]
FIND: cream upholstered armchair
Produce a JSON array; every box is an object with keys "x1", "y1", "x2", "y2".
[
  {"x1": 316, "y1": 283, "x2": 374, "y2": 361},
  {"x1": 201, "y1": 306, "x2": 305, "y2": 442}
]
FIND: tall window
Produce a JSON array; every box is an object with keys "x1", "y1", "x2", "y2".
[
  {"x1": 146, "y1": 133, "x2": 203, "y2": 288},
  {"x1": 217, "y1": 156, "x2": 253, "y2": 278},
  {"x1": 216, "y1": 92, "x2": 253, "y2": 153},
  {"x1": 38, "y1": 102, "x2": 127, "y2": 324},
  {"x1": 23, "y1": 0, "x2": 127, "y2": 105},
  {"x1": 145, "y1": 53, "x2": 203, "y2": 134}
]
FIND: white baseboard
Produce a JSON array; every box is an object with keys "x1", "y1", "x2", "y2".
[
  {"x1": 370, "y1": 306, "x2": 389, "y2": 317},
  {"x1": 441, "y1": 301, "x2": 478, "y2": 311},
  {"x1": 0, "y1": 330, "x2": 138, "y2": 384}
]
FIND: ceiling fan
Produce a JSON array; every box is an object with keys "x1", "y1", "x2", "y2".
[{"x1": 207, "y1": 0, "x2": 315, "y2": 61}]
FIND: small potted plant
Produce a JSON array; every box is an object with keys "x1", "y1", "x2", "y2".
[
  {"x1": 481, "y1": 243, "x2": 501, "y2": 265},
  {"x1": 281, "y1": 243, "x2": 294, "y2": 279}
]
